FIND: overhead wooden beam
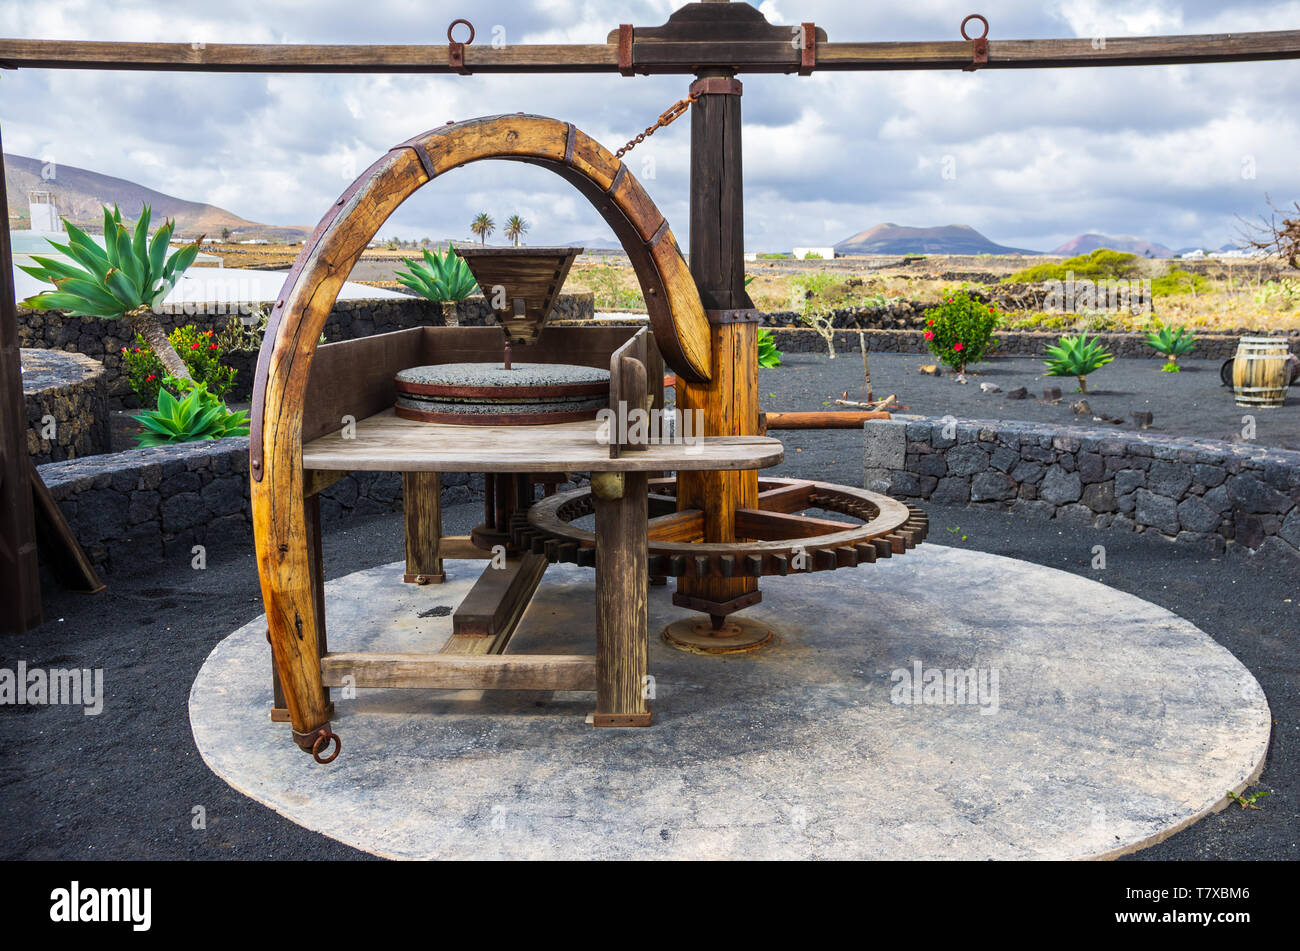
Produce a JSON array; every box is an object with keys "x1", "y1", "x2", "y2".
[{"x1": 2, "y1": 31, "x2": 1298, "y2": 74}]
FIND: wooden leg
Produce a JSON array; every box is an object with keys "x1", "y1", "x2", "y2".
[
  {"x1": 592, "y1": 470, "x2": 651, "y2": 727},
  {"x1": 303, "y1": 493, "x2": 333, "y2": 714},
  {"x1": 0, "y1": 132, "x2": 43, "y2": 634},
  {"x1": 403, "y1": 471, "x2": 445, "y2": 583}
]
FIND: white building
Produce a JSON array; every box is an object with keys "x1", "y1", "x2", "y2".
[
  {"x1": 27, "y1": 191, "x2": 62, "y2": 234},
  {"x1": 793, "y1": 246, "x2": 836, "y2": 260}
]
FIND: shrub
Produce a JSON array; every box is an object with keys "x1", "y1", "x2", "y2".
[
  {"x1": 1008, "y1": 248, "x2": 1141, "y2": 284},
  {"x1": 1150, "y1": 267, "x2": 1210, "y2": 296},
  {"x1": 132, "y1": 379, "x2": 250, "y2": 447},
  {"x1": 1043, "y1": 333, "x2": 1114, "y2": 392},
  {"x1": 122, "y1": 324, "x2": 236, "y2": 406},
  {"x1": 921, "y1": 290, "x2": 1000, "y2": 374}
]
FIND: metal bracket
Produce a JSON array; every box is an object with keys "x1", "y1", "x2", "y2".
[
  {"x1": 617, "y1": 23, "x2": 635, "y2": 76},
  {"x1": 961, "y1": 14, "x2": 989, "y2": 71},
  {"x1": 447, "y1": 18, "x2": 474, "y2": 75},
  {"x1": 799, "y1": 21, "x2": 817, "y2": 75},
  {"x1": 293, "y1": 722, "x2": 341, "y2": 763},
  {"x1": 706, "y1": 308, "x2": 761, "y2": 325},
  {"x1": 688, "y1": 76, "x2": 743, "y2": 97}
]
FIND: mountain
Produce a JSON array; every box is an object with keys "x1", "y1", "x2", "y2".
[
  {"x1": 560, "y1": 237, "x2": 623, "y2": 251},
  {"x1": 835, "y1": 223, "x2": 1039, "y2": 256},
  {"x1": 1051, "y1": 233, "x2": 1174, "y2": 258},
  {"x1": 4, "y1": 153, "x2": 307, "y2": 241}
]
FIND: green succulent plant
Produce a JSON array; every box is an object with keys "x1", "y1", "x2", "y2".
[
  {"x1": 1044, "y1": 333, "x2": 1114, "y2": 392},
  {"x1": 1145, "y1": 325, "x2": 1196, "y2": 370},
  {"x1": 132, "y1": 379, "x2": 250, "y2": 447},
  {"x1": 21, "y1": 204, "x2": 203, "y2": 381},
  {"x1": 394, "y1": 246, "x2": 478, "y2": 302},
  {"x1": 757, "y1": 327, "x2": 782, "y2": 368}
]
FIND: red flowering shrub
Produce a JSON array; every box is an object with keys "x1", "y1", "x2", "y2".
[
  {"x1": 123, "y1": 325, "x2": 236, "y2": 405},
  {"x1": 921, "y1": 290, "x2": 1000, "y2": 373}
]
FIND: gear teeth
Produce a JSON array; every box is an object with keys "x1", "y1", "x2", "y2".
[
  {"x1": 577, "y1": 547, "x2": 596, "y2": 568},
  {"x1": 854, "y1": 542, "x2": 877, "y2": 564}
]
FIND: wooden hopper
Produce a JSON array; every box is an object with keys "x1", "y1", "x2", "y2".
[{"x1": 454, "y1": 246, "x2": 582, "y2": 346}]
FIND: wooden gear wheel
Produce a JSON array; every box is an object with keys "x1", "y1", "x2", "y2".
[{"x1": 514, "y1": 477, "x2": 928, "y2": 578}]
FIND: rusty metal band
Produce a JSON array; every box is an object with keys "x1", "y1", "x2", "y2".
[
  {"x1": 689, "y1": 76, "x2": 743, "y2": 96},
  {"x1": 799, "y1": 22, "x2": 817, "y2": 75},
  {"x1": 647, "y1": 217, "x2": 670, "y2": 249},
  {"x1": 608, "y1": 162, "x2": 627, "y2": 196},
  {"x1": 705, "y1": 308, "x2": 761, "y2": 324},
  {"x1": 401, "y1": 139, "x2": 437, "y2": 179},
  {"x1": 394, "y1": 405, "x2": 605, "y2": 426},
  {"x1": 395, "y1": 378, "x2": 610, "y2": 399},
  {"x1": 617, "y1": 24, "x2": 634, "y2": 76}
]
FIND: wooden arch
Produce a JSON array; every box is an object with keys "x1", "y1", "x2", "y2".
[{"x1": 249, "y1": 114, "x2": 710, "y2": 743}]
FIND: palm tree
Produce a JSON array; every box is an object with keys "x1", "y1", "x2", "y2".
[
  {"x1": 470, "y1": 212, "x2": 495, "y2": 245},
  {"x1": 504, "y1": 215, "x2": 529, "y2": 247}
]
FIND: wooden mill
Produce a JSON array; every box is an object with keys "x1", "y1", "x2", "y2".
[{"x1": 2, "y1": 3, "x2": 1298, "y2": 763}]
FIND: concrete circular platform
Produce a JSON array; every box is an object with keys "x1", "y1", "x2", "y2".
[{"x1": 190, "y1": 548, "x2": 1270, "y2": 860}]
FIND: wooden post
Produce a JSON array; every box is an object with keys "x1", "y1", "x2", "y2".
[
  {"x1": 592, "y1": 470, "x2": 650, "y2": 727},
  {"x1": 0, "y1": 125, "x2": 43, "y2": 633},
  {"x1": 675, "y1": 55, "x2": 760, "y2": 622},
  {"x1": 402, "y1": 471, "x2": 445, "y2": 583}
]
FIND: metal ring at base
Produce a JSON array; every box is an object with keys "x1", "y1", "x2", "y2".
[
  {"x1": 662, "y1": 617, "x2": 776, "y2": 655},
  {"x1": 312, "y1": 731, "x2": 341, "y2": 764}
]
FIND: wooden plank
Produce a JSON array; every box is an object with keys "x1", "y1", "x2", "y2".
[
  {"x1": 29, "y1": 462, "x2": 104, "y2": 593},
  {"x1": 303, "y1": 468, "x2": 347, "y2": 497},
  {"x1": 321, "y1": 652, "x2": 596, "y2": 691},
  {"x1": 446, "y1": 552, "x2": 548, "y2": 652},
  {"x1": 755, "y1": 481, "x2": 814, "y2": 514},
  {"x1": 593, "y1": 471, "x2": 650, "y2": 727},
  {"x1": 0, "y1": 126, "x2": 43, "y2": 632},
  {"x1": 647, "y1": 509, "x2": 704, "y2": 543},
  {"x1": 403, "y1": 471, "x2": 444, "y2": 583},
  {"x1": 439, "y1": 535, "x2": 493, "y2": 560},
  {"x1": 0, "y1": 39, "x2": 620, "y2": 72},
  {"x1": 303, "y1": 326, "x2": 424, "y2": 444},
  {"x1": 735, "y1": 508, "x2": 857, "y2": 541},
  {"x1": 4, "y1": 32, "x2": 1297, "y2": 73},
  {"x1": 300, "y1": 409, "x2": 782, "y2": 473}
]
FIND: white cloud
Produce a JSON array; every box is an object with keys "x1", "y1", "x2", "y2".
[{"x1": 1, "y1": 0, "x2": 1297, "y2": 252}]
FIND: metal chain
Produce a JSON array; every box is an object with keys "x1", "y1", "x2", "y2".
[{"x1": 615, "y1": 92, "x2": 699, "y2": 159}]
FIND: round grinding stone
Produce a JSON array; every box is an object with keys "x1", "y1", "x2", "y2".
[
  {"x1": 394, "y1": 362, "x2": 610, "y2": 425},
  {"x1": 397, "y1": 363, "x2": 610, "y2": 389}
]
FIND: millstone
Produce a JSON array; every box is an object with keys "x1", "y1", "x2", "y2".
[{"x1": 394, "y1": 362, "x2": 610, "y2": 425}]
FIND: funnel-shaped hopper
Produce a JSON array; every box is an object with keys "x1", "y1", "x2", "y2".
[{"x1": 454, "y1": 246, "x2": 582, "y2": 345}]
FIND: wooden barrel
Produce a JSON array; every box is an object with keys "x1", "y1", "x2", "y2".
[{"x1": 1232, "y1": 337, "x2": 1290, "y2": 407}]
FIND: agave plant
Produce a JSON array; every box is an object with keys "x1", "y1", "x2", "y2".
[
  {"x1": 1044, "y1": 333, "x2": 1114, "y2": 392},
  {"x1": 757, "y1": 327, "x2": 782, "y2": 368},
  {"x1": 132, "y1": 380, "x2": 250, "y2": 447},
  {"x1": 394, "y1": 246, "x2": 478, "y2": 302},
  {"x1": 1145, "y1": 325, "x2": 1196, "y2": 371},
  {"x1": 504, "y1": 214, "x2": 529, "y2": 247},
  {"x1": 21, "y1": 204, "x2": 202, "y2": 381}
]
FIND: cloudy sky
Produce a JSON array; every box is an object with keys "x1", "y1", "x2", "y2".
[{"x1": 1, "y1": 0, "x2": 1298, "y2": 252}]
